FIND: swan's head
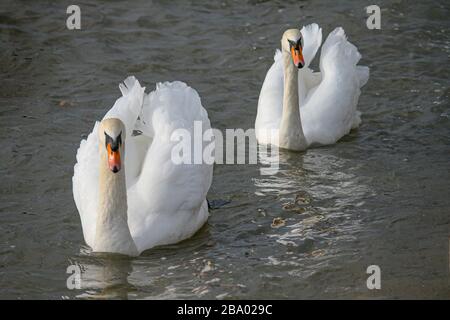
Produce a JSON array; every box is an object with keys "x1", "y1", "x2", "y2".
[
  {"x1": 281, "y1": 29, "x2": 304, "y2": 69},
  {"x1": 99, "y1": 118, "x2": 125, "y2": 174}
]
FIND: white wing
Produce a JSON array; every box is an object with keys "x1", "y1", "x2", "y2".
[
  {"x1": 73, "y1": 122, "x2": 100, "y2": 247},
  {"x1": 103, "y1": 76, "x2": 145, "y2": 138},
  {"x1": 301, "y1": 27, "x2": 369, "y2": 145},
  {"x1": 300, "y1": 23, "x2": 322, "y2": 68},
  {"x1": 127, "y1": 81, "x2": 213, "y2": 251},
  {"x1": 255, "y1": 49, "x2": 284, "y2": 143}
]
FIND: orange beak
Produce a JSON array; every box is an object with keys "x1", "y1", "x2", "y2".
[
  {"x1": 107, "y1": 143, "x2": 121, "y2": 173},
  {"x1": 291, "y1": 46, "x2": 305, "y2": 68}
]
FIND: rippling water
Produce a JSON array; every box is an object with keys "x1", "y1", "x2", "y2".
[{"x1": 0, "y1": 0, "x2": 449, "y2": 299}]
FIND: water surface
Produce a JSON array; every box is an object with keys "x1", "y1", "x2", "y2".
[{"x1": 0, "y1": 0, "x2": 449, "y2": 299}]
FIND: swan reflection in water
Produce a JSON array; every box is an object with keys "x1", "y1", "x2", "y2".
[
  {"x1": 255, "y1": 146, "x2": 374, "y2": 258},
  {"x1": 69, "y1": 250, "x2": 134, "y2": 299},
  {"x1": 69, "y1": 225, "x2": 213, "y2": 299}
]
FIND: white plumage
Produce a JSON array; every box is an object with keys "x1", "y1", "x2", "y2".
[
  {"x1": 255, "y1": 24, "x2": 369, "y2": 148},
  {"x1": 73, "y1": 77, "x2": 213, "y2": 255}
]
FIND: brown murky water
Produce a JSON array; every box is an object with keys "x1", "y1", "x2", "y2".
[{"x1": 0, "y1": 0, "x2": 449, "y2": 299}]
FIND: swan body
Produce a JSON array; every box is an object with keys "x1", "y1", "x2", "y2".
[
  {"x1": 255, "y1": 24, "x2": 369, "y2": 151},
  {"x1": 73, "y1": 77, "x2": 213, "y2": 256}
]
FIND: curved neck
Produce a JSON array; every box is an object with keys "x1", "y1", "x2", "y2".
[
  {"x1": 94, "y1": 149, "x2": 138, "y2": 256},
  {"x1": 279, "y1": 51, "x2": 307, "y2": 151}
]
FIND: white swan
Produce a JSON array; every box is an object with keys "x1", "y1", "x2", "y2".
[
  {"x1": 255, "y1": 24, "x2": 369, "y2": 151},
  {"x1": 72, "y1": 77, "x2": 213, "y2": 256}
]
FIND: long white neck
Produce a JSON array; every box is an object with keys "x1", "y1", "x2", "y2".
[
  {"x1": 278, "y1": 51, "x2": 308, "y2": 151},
  {"x1": 94, "y1": 148, "x2": 138, "y2": 256}
]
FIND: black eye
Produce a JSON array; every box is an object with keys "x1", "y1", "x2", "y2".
[{"x1": 288, "y1": 39, "x2": 296, "y2": 48}]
